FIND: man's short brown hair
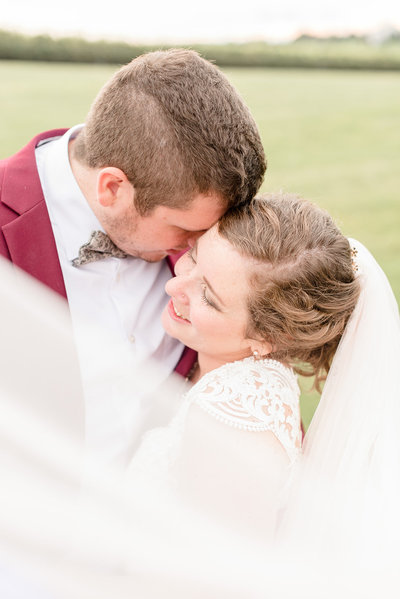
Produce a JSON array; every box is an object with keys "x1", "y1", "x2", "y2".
[{"x1": 73, "y1": 49, "x2": 266, "y2": 214}]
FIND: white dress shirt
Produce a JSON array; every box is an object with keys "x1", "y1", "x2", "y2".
[{"x1": 35, "y1": 125, "x2": 184, "y2": 465}]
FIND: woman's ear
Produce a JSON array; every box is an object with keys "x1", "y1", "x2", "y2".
[
  {"x1": 97, "y1": 167, "x2": 134, "y2": 208},
  {"x1": 248, "y1": 339, "x2": 273, "y2": 358}
]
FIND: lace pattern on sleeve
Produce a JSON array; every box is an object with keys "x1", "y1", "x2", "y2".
[{"x1": 186, "y1": 357, "x2": 302, "y2": 460}]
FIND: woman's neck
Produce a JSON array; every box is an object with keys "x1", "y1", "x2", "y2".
[{"x1": 193, "y1": 351, "x2": 251, "y2": 383}]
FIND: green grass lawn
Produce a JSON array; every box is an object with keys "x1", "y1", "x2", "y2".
[{"x1": 1, "y1": 60, "x2": 399, "y2": 428}]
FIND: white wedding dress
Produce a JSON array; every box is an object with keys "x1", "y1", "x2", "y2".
[
  {"x1": 1, "y1": 238, "x2": 400, "y2": 598},
  {"x1": 126, "y1": 356, "x2": 302, "y2": 539},
  {"x1": 130, "y1": 356, "x2": 301, "y2": 467}
]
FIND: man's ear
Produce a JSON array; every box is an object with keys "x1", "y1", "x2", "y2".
[{"x1": 97, "y1": 167, "x2": 134, "y2": 208}]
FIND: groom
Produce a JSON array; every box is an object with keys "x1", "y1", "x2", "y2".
[{"x1": 0, "y1": 49, "x2": 266, "y2": 464}]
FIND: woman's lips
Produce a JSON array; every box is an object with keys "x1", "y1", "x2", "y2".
[{"x1": 167, "y1": 299, "x2": 191, "y2": 324}]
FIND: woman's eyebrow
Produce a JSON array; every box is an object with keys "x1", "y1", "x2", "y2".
[{"x1": 191, "y1": 240, "x2": 199, "y2": 258}]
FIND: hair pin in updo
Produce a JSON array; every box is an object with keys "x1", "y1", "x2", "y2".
[{"x1": 351, "y1": 246, "x2": 359, "y2": 273}]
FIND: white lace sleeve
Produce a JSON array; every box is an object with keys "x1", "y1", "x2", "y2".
[
  {"x1": 127, "y1": 357, "x2": 302, "y2": 539},
  {"x1": 186, "y1": 357, "x2": 302, "y2": 461}
]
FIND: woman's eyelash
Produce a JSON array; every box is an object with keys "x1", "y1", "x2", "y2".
[
  {"x1": 186, "y1": 251, "x2": 217, "y2": 310},
  {"x1": 201, "y1": 284, "x2": 214, "y2": 308}
]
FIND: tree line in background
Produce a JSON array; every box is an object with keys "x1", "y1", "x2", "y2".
[{"x1": 1, "y1": 29, "x2": 400, "y2": 69}]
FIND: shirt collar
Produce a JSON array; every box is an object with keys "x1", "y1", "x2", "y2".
[{"x1": 38, "y1": 124, "x2": 104, "y2": 261}]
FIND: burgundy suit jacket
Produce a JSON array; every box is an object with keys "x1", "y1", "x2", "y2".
[{"x1": 0, "y1": 130, "x2": 196, "y2": 377}]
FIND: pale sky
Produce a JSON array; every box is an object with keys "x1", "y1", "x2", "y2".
[{"x1": 2, "y1": 0, "x2": 400, "y2": 43}]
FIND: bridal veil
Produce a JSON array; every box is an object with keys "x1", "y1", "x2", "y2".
[{"x1": 0, "y1": 237, "x2": 399, "y2": 598}]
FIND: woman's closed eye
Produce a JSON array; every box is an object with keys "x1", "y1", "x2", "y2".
[
  {"x1": 187, "y1": 247, "x2": 220, "y2": 310},
  {"x1": 201, "y1": 284, "x2": 218, "y2": 309}
]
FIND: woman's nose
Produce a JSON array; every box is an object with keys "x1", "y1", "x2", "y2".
[
  {"x1": 174, "y1": 252, "x2": 192, "y2": 276},
  {"x1": 165, "y1": 250, "x2": 194, "y2": 299},
  {"x1": 165, "y1": 276, "x2": 189, "y2": 303}
]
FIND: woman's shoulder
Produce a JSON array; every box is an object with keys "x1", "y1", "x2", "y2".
[
  {"x1": 186, "y1": 357, "x2": 301, "y2": 457},
  {"x1": 188, "y1": 356, "x2": 300, "y2": 407}
]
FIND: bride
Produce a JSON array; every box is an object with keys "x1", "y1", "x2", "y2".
[
  {"x1": 126, "y1": 191, "x2": 400, "y2": 569},
  {"x1": 0, "y1": 192, "x2": 399, "y2": 597},
  {"x1": 126, "y1": 192, "x2": 358, "y2": 529}
]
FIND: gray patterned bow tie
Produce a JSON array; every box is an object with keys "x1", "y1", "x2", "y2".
[{"x1": 72, "y1": 231, "x2": 128, "y2": 267}]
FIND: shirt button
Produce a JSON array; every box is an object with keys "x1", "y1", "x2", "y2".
[{"x1": 129, "y1": 335, "x2": 136, "y2": 343}]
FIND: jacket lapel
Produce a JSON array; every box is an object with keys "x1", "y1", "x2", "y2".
[{"x1": 1, "y1": 130, "x2": 68, "y2": 298}]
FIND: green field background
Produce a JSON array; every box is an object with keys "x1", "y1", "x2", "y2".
[{"x1": 1, "y1": 60, "x2": 399, "y2": 427}]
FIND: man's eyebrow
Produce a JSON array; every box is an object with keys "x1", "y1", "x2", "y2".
[{"x1": 203, "y1": 276, "x2": 225, "y2": 307}]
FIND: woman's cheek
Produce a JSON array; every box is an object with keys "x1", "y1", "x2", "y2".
[{"x1": 192, "y1": 302, "x2": 217, "y2": 335}]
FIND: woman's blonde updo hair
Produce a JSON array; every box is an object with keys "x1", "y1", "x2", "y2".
[{"x1": 218, "y1": 193, "x2": 361, "y2": 388}]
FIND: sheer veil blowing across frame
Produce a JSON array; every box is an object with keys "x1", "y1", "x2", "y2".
[{"x1": 0, "y1": 243, "x2": 400, "y2": 598}]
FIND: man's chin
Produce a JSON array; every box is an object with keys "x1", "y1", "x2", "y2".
[{"x1": 130, "y1": 250, "x2": 169, "y2": 262}]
